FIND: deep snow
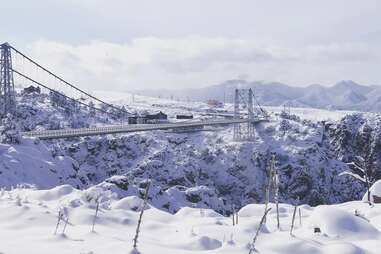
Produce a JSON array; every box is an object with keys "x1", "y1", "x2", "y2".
[
  {"x1": 0, "y1": 185, "x2": 380, "y2": 254},
  {"x1": 2, "y1": 90, "x2": 381, "y2": 253}
]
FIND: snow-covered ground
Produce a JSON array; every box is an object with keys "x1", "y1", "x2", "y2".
[
  {"x1": 2, "y1": 90, "x2": 381, "y2": 253},
  {"x1": 0, "y1": 185, "x2": 380, "y2": 254}
]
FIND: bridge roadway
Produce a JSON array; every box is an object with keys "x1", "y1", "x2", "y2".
[{"x1": 23, "y1": 118, "x2": 266, "y2": 140}]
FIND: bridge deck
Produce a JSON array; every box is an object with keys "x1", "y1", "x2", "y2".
[{"x1": 23, "y1": 118, "x2": 267, "y2": 139}]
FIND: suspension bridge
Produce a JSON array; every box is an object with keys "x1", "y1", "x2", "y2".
[{"x1": 0, "y1": 42, "x2": 268, "y2": 140}]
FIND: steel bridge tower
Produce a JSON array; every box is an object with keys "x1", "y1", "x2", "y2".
[
  {"x1": 233, "y1": 88, "x2": 255, "y2": 141},
  {"x1": 0, "y1": 43, "x2": 16, "y2": 117}
]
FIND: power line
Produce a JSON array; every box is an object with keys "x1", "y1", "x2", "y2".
[
  {"x1": 8, "y1": 44, "x2": 124, "y2": 114},
  {"x1": 12, "y1": 68, "x2": 119, "y2": 117}
]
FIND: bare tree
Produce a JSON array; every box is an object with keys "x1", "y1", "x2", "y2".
[{"x1": 132, "y1": 181, "x2": 151, "y2": 250}]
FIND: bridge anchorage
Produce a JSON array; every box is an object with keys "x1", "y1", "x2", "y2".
[{"x1": 0, "y1": 42, "x2": 269, "y2": 140}]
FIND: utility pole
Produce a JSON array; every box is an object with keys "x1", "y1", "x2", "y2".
[{"x1": 0, "y1": 43, "x2": 16, "y2": 117}]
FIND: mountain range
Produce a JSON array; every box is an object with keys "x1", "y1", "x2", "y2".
[{"x1": 133, "y1": 80, "x2": 381, "y2": 112}]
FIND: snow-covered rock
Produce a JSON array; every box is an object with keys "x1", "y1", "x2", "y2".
[
  {"x1": 309, "y1": 206, "x2": 379, "y2": 239},
  {"x1": 363, "y1": 179, "x2": 381, "y2": 203},
  {"x1": 111, "y1": 196, "x2": 149, "y2": 211}
]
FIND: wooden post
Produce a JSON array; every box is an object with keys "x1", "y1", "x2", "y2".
[
  {"x1": 290, "y1": 205, "x2": 297, "y2": 236},
  {"x1": 298, "y1": 207, "x2": 302, "y2": 227},
  {"x1": 274, "y1": 160, "x2": 280, "y2": 230},
  {"x1": 264, "y1": 166, "x2": 271, "y2": 224},
  {"x1": 232, "y1": 206, "x2": 235, "y2": 226},
  {"x1": 62, "y1": 215, "x2": 69, "y2": 234},
  {"x1": 248, "y1": 208, "x2": 272, "y2": 254},
  {"x1": 91, "y1": 199, "x2": 100, "y2": 232},
  {"x1": 54, "y1": 210, "x2": 62, "y2": 235}
]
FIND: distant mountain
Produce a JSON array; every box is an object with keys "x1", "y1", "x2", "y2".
[{"x1": 132, "y1": 80, "x2": 381, "y2": 112}]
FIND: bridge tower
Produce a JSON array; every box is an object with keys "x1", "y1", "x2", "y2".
[
  {"x1": 0, "y1": 43, "x2": 16, "y2": 117},
  {"x1": 233, "y1": 88, "x2": 255, "y2": 141},
  {"x1": 233, "y1": 89, "x2": 241, "y2": 140}
]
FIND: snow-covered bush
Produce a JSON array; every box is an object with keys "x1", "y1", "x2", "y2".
[
  {"x1": 0, "y1": 113, "x2": 21, "y2": 144},
  {"x1": 279, "y1": 119, "x2": 291, "y2": 135},
  {"x1": 49, "y1": 91, "x2": 67, "y2": 108}
]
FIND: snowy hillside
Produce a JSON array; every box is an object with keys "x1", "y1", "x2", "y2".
[
  {"x1": 1, "y1": 90, "x2": 381, "y2": 253},
  {"x1": 0, "y1": 185, "x2": 380, "y2": 254},
  {"x1": 2, "y1": 91, "x2": 380, "y2": 212},
  {"x1": 0, "y1": 139, "x2": 82, "y2": 188}
]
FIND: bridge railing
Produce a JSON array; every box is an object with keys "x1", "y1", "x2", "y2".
[{"x1": 22, "y1": 118, "x2": 270, "y2": 139}]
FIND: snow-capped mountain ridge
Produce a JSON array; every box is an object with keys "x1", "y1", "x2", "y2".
[{"x1": 133, "y1": 80, "x2": 381, "y2": 111}]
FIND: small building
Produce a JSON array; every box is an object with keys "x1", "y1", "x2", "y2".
[
  {"x1": 128, "y1": 116, "x2": 148, "y2": 124},
  {"x1": 128, "y1": 111, "x2": 168, "y2": 124},
  {"x1": 146, "y1": 111, "x2": 167, "y2": 122},
  {"x1": 22, "y1": 85, "x2": 41, "y2": 95},
  {"x1": 176, "y1": 114, "x2": 193, "y2": 119},
  {"x1": 128, "y1": 116, "x2": 139, "y2": 124},
  {"x1": 207, "y1": 99, "x2": 223, "y2": 108}
]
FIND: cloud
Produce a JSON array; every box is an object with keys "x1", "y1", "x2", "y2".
[{"x1": 15, "y1": 38, "x2": 381, "y2": 92}]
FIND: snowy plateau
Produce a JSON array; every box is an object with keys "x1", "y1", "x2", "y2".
[{"x1": 1, "y1": 91, "x2": 381, "y2": 254}]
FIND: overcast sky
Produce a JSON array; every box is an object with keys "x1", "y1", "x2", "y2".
[{"x1": 2, "y1": 0, "x2": 381, "y2": 91}]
